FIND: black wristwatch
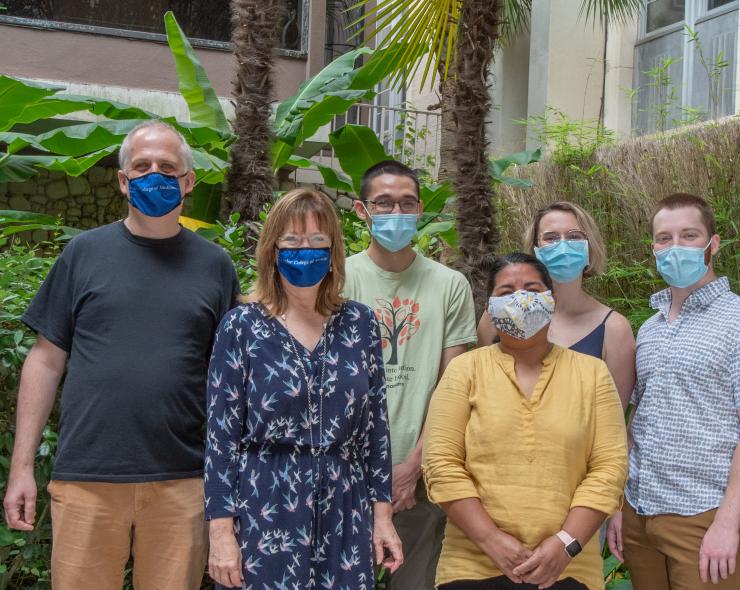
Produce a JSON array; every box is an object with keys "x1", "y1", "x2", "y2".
[{"x1": 556, "y1": 530, "x2": 582, "y2": 558}]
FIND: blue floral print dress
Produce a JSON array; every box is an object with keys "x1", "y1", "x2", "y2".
[{"x1": 204, "y1": 301, "x2": 392, "y2": 590}]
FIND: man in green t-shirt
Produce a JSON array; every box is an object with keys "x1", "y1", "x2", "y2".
[{"x1": 344, "y1": 160, "x2": 477, "y2": 589}]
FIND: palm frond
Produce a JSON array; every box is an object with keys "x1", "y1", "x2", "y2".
[
  {"x1": 500, "y1": 0, "x2": 532, "y2": 43},
  {"x1": 578, "y1": 0, "x2": 644, "y2": 28},
  {"x1": 348, "y1": 0, "x2": 460, "y2": 89}
]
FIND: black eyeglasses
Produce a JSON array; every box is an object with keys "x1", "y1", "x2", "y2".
[{"x1": 363, "y1": 198, "x2": 420, "y2": 214}]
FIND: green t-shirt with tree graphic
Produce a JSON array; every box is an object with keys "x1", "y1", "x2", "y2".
[{"x1": 344, "y1": 251, "x2": 477, "y2": 464}]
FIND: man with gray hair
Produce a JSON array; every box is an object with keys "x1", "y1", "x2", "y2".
[{"x1": 3, "y1": 121, "x2": 239, "y2": 589}]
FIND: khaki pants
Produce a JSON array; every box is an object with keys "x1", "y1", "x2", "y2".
[
  {"x1": 48, "y1": 478, "x2": 207, "y2": 590},
  {"x1": 387, "y1": 480, "x2": 446, "y2": 590},
  {"x1": 623, "y1": 502, "x2": 740, "y2": 590}
]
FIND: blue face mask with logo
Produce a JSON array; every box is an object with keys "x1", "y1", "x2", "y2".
[
  {"x1": 277, "y1": 247, "x2": 331, "y2": 287},
  {"x1": 654, "y1": 242, "x2": 711, "y2": 288},
  {"x1": 534, "y1": 240, "x2": 590, "y2": 283},
  {"x1": 126, "y1": 172, "x2": 186, "y2": 217},
  {"x1": 370, "y1": 214, "x2": 417, "y2": 252}
]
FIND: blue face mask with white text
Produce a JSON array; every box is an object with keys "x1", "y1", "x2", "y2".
[
  {"x1": 277, "y1": 247, "x2": 331, "y2": 287},
  {"x1": 126, "y1": 172, "x2": 186, "y2": 217}
]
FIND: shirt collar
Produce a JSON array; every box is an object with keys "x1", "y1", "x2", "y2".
[{"x1": 650, "y1": 276, "x2": 730, "y2": 316}]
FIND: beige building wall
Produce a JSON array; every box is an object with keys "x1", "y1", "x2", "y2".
[
  {"x1": 525, "y1": 0, "x2": 607, "y2": 148},
  {"x1": 489, "y1": 30, "x2": 531, "y2": 155},
  {"x1": 603, "y1": 20, "x2": 638, "y2": 136},
  {"x1": 0, "y1": 0, "x2": 326, "y2": 121},
  {"x1": 409, "y1": 1, "x2": 640, "y2": 160}
]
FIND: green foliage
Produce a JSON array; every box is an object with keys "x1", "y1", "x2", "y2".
[
  {"x1": 1, "y1": 31, "x2": 423, "y2": 224},
  {"x1": 498, "y1": 114, "x2": 739, "y2": 331},
  {"x1": 329, "y1": 125, "x2": 392, "y2": 194},
  {"x1": 0, "y1": 211, "x2": 81, "y2": 242},
  {"x1": 0, "y1": 225, "x2": 60, "y2": 590},
  {"x1": 518, "y1": 107, "x2": 613, "y2": 167},
  {"x1": 0, "y1": 13, "x2": 234, "y2": 221},
  {"x1": 272, "y1": 43, "x2": 421, "y2": 171},
  {"x1": 490, "y1": 148, "x2": 542, "y2": 186},
  {"x1": 643, "y1": 56, "x2": 684, "y2": 133},
  {"x1": 0, "y1": 78, "x2": 234, "y2": 184},
  {"x1": 351, "y1": 0, "x2": 641, "y2": 92},
  {"x1": 164, "y1": 11, "x2": 231, "y2": 135},
  {"x1": 195, "y1": 212, "x2": 259, "y2": 295}
]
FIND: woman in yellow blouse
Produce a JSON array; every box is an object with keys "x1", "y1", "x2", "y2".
[{"x1": 423, "y1": 253, "x2": 627, "y2": 590}]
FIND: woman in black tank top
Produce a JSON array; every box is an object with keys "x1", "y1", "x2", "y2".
[{"x1": 477, "y1": 201, "x2": 635, "y2": 410}]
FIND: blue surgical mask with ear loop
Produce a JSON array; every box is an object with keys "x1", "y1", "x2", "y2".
[
  {"x1": 534, "y1": 240, "x2": 590, "y2": 283},
  {"x1": 368, "y1": 214, "x2": 418, "y2": 252},
  {"x1": 126, "y1": 171, "x2": 187, "y2": 217},
  {"x1": 277, "y1": 247, "x2": 331, "y2": 287},
  {"x1": 654, "y1": 242, "x2": 711, "y2": 288}
]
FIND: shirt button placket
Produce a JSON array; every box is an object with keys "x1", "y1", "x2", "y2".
[{"x1": 525, "y1": 409, "x2": 535, "y2": 463}]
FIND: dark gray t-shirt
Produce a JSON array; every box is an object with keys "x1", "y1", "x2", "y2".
[{"x1": 22, "y1": 221, "x2": 239, "y2": 482}]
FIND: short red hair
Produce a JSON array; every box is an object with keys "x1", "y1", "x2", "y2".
[{"x1": 650, "y1": 193, "x2": 716, "y2": 236}]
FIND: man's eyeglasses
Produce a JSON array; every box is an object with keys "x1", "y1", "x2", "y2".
[
  {"x1": 538, "y1": 230, "x2": 588, "y2": 246},
  {"x1": 364, "y1": 198, "x2": 420, "y2": 214},
  {"x1": 277, "y1": 234, "x2": 332, "y2": 248}
]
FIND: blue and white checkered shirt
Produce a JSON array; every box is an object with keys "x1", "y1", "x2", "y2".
[{"x1": 626, "y1": 277, "x2": 740, "y2": 516}]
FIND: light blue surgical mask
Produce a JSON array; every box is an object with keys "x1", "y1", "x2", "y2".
[
  {"x1": 654, "y1": 242, "x2": 711, "y2": 288},
  {"x1": 534, "y1": 240, "x2": 589, "y2": 283},
  {"x1": 369, "y1": 214, "x2": 417, "y2": 252}
]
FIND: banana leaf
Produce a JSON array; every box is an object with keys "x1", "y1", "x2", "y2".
[{"x1": 164, "y1": 11, "x2": 231, "y2": 134}]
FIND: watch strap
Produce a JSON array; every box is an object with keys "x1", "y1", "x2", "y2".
[
  {"x1": 556, "y1": 530, "x2": 575, "y2": 546},
  {"x1": 556, "y1": 529, "x2": 582, "y2": 557}
]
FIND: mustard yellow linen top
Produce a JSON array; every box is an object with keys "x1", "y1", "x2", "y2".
[{"x1": 422, "y1": 344, "x2": 627, "y2": 590}]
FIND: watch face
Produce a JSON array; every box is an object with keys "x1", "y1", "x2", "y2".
[{"x1": 565, "y1": 540, "x2": 582, "y2": 558}]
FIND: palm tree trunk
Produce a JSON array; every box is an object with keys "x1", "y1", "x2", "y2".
[
  {"x1": 452, "y1": 0, "x2": 502, "y2": 314},
  {"x1": 436, "y1": 43, "x2": 458, "y2": 182},
  {"x1": 227, "y1": 0, "x2": 286, "y2": 221}
]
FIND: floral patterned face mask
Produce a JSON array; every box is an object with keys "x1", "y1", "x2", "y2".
[{"x1": 487, "y1": 290, "x2": 555, "y2": 340}]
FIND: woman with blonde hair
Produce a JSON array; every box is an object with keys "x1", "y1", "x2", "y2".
[
  {"x1": 203, "y1": 188, "x2": 403, "y2": 588},
  {"x1": 477, "y1": 201, "x2": 635, "y2": 408}
]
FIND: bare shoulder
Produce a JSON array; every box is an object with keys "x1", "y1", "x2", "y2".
[{"x1": 604, "y1": 309, "x2": 634, "y2": 341}]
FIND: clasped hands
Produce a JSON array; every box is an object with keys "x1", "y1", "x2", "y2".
[{"x1": 482, "y1": 529, "x2": 571, "y2": 589}]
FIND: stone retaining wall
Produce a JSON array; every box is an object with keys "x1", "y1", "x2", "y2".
[{"x1": 0, "y1": 167, "x2": 127, "y2": 236}]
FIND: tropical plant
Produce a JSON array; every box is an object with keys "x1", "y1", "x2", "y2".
[
  {"x1": 1, "y1": 10, "x2": 424, "y2": 224},
  {"x1": 0, "y1": 12, "x2": 234, "y2": 223},
  {"x1": 352, "y1": 0, "x2": 644, "y2": 312}
]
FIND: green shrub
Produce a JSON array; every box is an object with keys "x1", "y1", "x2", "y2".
[
  {"x1": 0, "y1": 239, "x2": 59, "y2": 589},
  {"x1": 499, "y1": 116, "x2": 739, "y2": 329}
]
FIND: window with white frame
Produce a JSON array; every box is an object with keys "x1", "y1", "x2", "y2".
[{"x1": 634, "y1": 0, "x2": 737, "y2": 134}]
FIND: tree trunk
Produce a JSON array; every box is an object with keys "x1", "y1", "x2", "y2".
[
  {"x1": 227, "y1": 0, "x2": 286, "y2": 221},
  {"x1": 436, "y1": 53, "x2": 458, "y2": 182},
  {"x1": 451, "y1": 0, "x2": 502, "y2": 316}
]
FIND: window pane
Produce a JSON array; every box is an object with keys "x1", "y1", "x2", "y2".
[
  {"x1": 646, "y1": 0, "x2": 686, "y2": 33},
  {"x1": 708, "y1": 0, "x2": 735, "y2": 10},
  {"x1": 1, "y1": 0, "x2": 303, "y2": 50}
]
